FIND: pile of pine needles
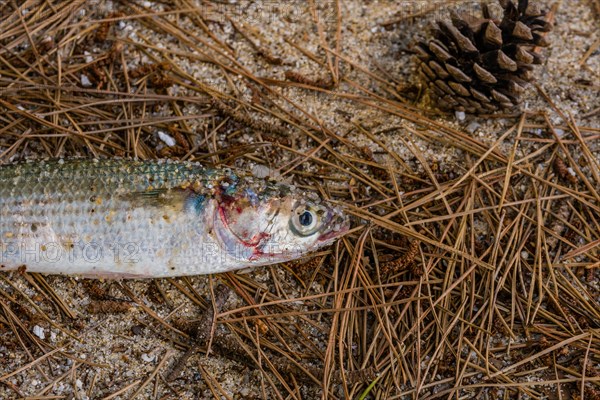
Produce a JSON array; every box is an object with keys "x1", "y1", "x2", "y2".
[{"x1": 0, "y1": 0, "x2": 599, "y2": 399}]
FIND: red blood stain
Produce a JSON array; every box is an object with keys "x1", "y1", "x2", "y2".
[{"x1": 218, "y1": 206, "x2": 270, "y2": 248}]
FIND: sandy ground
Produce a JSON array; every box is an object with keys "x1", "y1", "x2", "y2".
[{"x1": 0, "y1": 0, "x2": 599, "y2": 399}]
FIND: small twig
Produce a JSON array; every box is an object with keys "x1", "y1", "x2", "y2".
[{"x1": 579, "y1": 37, "x2": 600, "y2": 66}]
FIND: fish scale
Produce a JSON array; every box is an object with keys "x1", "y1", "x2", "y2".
[
  {"x1": 0, "y1": 160, "x2": 216, "y2": 277},
  {"x1": 0, "y1": 159, "x2": 348, "y2": 278}
]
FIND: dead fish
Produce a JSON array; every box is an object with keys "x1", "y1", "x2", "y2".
[{"x1": 0, "y1": 159, "x2": 348, "y2": 278}]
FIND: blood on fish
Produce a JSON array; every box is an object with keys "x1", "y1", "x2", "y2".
[{"x1": 217, "y1": 206, "x2": 270, "y2": 248}]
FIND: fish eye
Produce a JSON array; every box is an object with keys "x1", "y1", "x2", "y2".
[
  {"x1": 299, "y1": 210, "x2": 313, "y2": 226},
  {"x1": 290, "y1": 206, "x2": 321, "y2": 236}
]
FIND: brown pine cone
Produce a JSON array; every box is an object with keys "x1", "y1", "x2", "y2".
[{"x1": 414, "y1": 0, "x2": 553, "y2": 114}]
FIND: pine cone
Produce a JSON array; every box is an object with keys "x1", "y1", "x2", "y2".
[{"x1": 414, "y1": 0, "x2": 553, "y2": 114}]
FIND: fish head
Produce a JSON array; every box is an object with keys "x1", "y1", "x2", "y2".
[{"x1": 213, "y1": 181, "x2": 349, "y2": 265}]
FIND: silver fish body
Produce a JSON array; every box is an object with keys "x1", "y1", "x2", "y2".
[{"x1": 0, "y1": 159, "x2": 348, "y2": 278}]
